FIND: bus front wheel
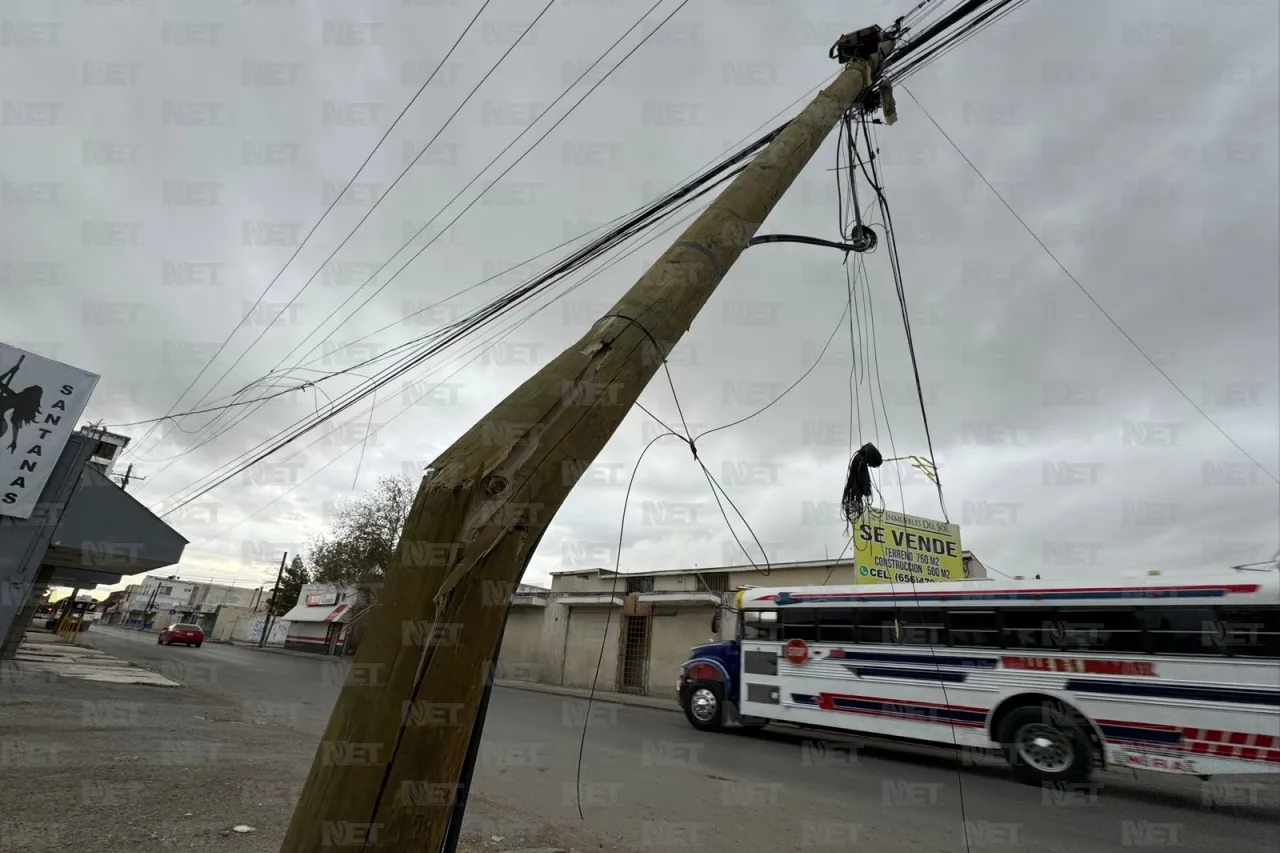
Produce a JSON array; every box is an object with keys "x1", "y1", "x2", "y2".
[
  {"x1": 682, "y1": 681, "x2": 724, "y2": 732},
  {"x1": 998, "y1": 704, "x2": 1092, "y2": 786}
]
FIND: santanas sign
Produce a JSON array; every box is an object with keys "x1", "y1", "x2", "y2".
[{"x1": 0, "y1": 342, "x2": 99, "y2": 519}]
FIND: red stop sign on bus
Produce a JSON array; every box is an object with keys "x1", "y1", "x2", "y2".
[{"x1": 784, "y1": 639, "x2": 809, "y2": 665}]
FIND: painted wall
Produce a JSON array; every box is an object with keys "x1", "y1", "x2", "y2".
[{"x1": 230, "y1": 615, "x2": 289, "y2": 646}]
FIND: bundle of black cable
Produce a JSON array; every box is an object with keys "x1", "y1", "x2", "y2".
[{"x1": 841, "y1": 442, "x2": 884, "y2": 527}]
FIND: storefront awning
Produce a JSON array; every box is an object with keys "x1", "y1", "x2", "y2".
[
  {"x1": 279, "y1": 601, "x2": 351, "y2": 623},
  {"x1": 42, "y1": 462, "x2": 188, "y2": 587}
]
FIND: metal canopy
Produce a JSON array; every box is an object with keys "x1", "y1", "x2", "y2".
[{"x1": 46, "y1": 462, "x2": 188, "y2": 582}]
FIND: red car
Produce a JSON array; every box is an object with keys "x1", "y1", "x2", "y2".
[{"x1": 158, "y1": 623, "x2": 204, "y2": 647}]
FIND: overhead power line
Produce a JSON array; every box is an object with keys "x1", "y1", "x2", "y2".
[
  {"x1": 902, "y1": 85, "x2": 1279, "y2": 485},
  {"x1": 121, "y1": 70, "x2": 844, "y2": 525},
  {"x1": 128, "y1": 0, "x2": 679, "y2": 487},
  {"x1": 158, "y1": 0, "x2": 559, "y2": 458},
  {"x1": 125, "y1": 2, "x2": 497, "y2": 463},
  {"x1": 171, "y1": 0, "x2": 684, "y2": 461},
  {"x1": 183, "y1": 190, "x2": 721, "y2": 545},
  {"x1": 154, "y1": 136, "x2": 762, "y2": 518}
]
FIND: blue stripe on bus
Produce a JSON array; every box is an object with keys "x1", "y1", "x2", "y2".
[
  {"x1": 772, "y1": 589, "x2": 1238, "y2": 605},
  {"x1": 829, "y1": 649, "x2": 998, "y2": 669},
  {"x1": 1064, "y1": 679, "x2": 1280, "y2": 707},
  {"x1": 846, "y1": 665, "x2": 968, "y2": 683}
]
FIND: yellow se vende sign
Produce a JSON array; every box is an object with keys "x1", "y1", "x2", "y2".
[{"x1": 853, "y1": 510, "x2": 963, "y2": 584}]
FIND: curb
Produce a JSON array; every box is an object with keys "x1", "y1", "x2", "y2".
[
  {"x1": 240, "y1": 643, "x2": 680, "y2": 712},
  {"x1": 493, "y1": 679, "x2": 678, "y2": 713},
  {"x1": 241, "y1": 643, "x2": 345, "y2": 660}
]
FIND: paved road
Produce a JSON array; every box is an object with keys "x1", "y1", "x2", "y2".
[{"x1": 87, "y1": 626, "x2": 1279, "y2": 852}]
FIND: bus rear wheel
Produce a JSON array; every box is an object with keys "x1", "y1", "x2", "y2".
[
  {"x1": 682, "y1": 680, "x2": 723, "y2": 732},
  {"x1": 998, "y1": 704, "x2": 1092, "y2": 786}
]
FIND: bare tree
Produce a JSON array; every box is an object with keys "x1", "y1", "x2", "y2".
[{"x1": 308, "y1": 474, "x2": 415, "y2": 614}]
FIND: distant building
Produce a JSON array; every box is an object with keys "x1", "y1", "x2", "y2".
[
  {"x1": 112, "y1": 575, "x2": 262, "y2": 631},
  {"x1": 275, "y1": 582, "x2": 360, "y2": 655}
]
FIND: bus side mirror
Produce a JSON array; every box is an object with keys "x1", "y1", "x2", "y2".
[{"x1": 710, "y1": 609, "x2": 721, "y2": 635}]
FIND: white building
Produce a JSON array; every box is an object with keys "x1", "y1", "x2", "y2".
[
  {"x1": 117, "y1": 575, "x2": 262, "y2": 631},
  {"x1": 276, "y1": 582, "x2": 360, "y2": 655}
]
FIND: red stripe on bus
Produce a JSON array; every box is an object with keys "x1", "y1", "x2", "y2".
[{"x1": 1095, "y1": 718, "x2": 1181, "y2": 732}]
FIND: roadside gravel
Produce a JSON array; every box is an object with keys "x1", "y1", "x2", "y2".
[{"x1": 0, "y1": 663, "x2": 620, "y2": 853}]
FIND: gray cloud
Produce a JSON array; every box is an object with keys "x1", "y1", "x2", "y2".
[{"x1": 2, "y1": 0, "x2": 1275, "y2": 593}]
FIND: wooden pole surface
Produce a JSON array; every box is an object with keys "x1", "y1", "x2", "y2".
[{"x1": 280, "y1": 47, "x2": 891, "y2": 853}]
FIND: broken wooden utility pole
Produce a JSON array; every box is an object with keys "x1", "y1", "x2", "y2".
[{"x1": 281, "y1": 34, "x2": 897, "y2": 853}]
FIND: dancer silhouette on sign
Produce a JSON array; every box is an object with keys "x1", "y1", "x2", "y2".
[{"x1": 0, "y1": 355, "x2": 44, "y2": 454}]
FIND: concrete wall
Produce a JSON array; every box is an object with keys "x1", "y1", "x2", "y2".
[
  {"x1": 192, "y1": 583, "x2": 259, "y2": 610},
  {"x1": 726, "y1": 565, "x2": 859, "y2": 587},
  {"x1": 549, "y1": 563, "x2": 862, "y2": 596},
  {"x1": 496, "y1": 607, "x2": 545, "y2": 683},
  {"x1": 646, "y1": 608, "x2": 719, "y2": 698},
  {"x1": 548, "y1": 556, "x2": 985, "y2": 596},
  {"x1": 208, "y1": 605, "x2": 255, "y2": 642},
  {"x1": 560, "y1": 607, "x2": 621, "y2": 691},
  {"x1": 536, "y1": 597, "x2": 569, "y2": 686}
]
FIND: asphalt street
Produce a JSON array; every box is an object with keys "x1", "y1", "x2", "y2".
[{"x1": 87, "y1": 625, "x2": 1280, "y2": 852}]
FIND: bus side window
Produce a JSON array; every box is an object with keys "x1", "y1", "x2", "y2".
[
  {"x1": 741, "y1": 610, "x2": 779, "y2": 641},
  {"x1": 898, "y1": 610, "x2": 945, "y2": 646},
  {"x1": 816, "y1": 609, "x2": 856, "y2": 644},
  {"x1": 780, "y1": 609, "x2": 818, "y2": 642},
  {"x1": 1140, "y1": 606, "x2": 1221, "y2": 656},
  {"x1": 1212, "y1": 606, "x2": 1280, "y2": 658},
  {"x1": 1002, "y1": 609, "x2": 1056, "y2": 650},
  {"x1": 1052, "y1": 608, "x2": 1144, "y2": 653},
  {"x1": 857, "y1": 609, "x2": 897, "y2": 645},
  {"x1": 948, "y1": 610, "x2": 999, "y2": 648}
]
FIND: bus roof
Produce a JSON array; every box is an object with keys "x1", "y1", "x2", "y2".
[{"x1": 736, "y1": 571, "x2": 1280, "y2": 610}]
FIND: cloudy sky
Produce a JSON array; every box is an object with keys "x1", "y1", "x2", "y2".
[{"x1": 3, "y1": 0, "x2": 1276, "y2": 597}]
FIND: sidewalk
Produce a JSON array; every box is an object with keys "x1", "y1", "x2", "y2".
[
  {"x1": 4, "y1": 634, "x2": 180, "y2": 687},
  {"x1": 240, "y1": 642, "x2": 679, "y2": 713}
]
